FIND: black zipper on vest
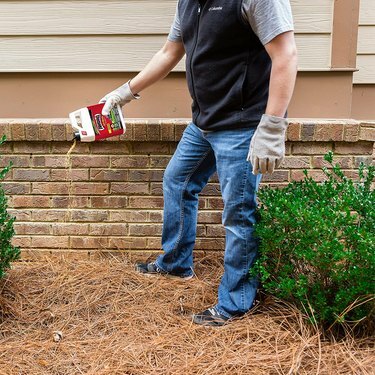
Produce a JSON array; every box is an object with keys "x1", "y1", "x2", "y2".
[{"x1": 190, "y1": 4, "x2": 201, "y2": 123}]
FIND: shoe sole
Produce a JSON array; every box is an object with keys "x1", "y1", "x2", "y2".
[{"x1": 136, "y1": 270, "x2": 194, "y2": 281}]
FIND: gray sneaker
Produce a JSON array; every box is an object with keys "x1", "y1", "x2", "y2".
[{"x1": 135, "y1": 262, "x2": 194, "y2": 280}]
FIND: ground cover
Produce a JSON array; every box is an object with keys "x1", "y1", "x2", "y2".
[{"x1": 0, "y1": 254, "x2": 373, "y2": 374}]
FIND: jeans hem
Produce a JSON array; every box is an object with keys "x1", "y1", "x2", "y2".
[{"x1": 214, "y1": 305, "x2": 234, "y2": 319}]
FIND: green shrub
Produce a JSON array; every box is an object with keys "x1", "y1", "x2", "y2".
[
  {"x1": 0, "y1": 135, "x2": 20, "y2": 279},
  {"x1": 252, "y1": 152, "x2": 374, "y2": 329}
]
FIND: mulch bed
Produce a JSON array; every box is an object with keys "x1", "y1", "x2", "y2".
[{"x1": 0, "y1": 253, "x2": 373, "y2": 374}]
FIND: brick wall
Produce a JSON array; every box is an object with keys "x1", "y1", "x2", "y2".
[{"x1": 0, "y1": 119, "x2": 374, "y2": 257}]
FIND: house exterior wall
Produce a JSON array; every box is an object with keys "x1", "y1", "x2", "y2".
[
  {"x1": 352, "y1": 0, "x2": 375, "y2": 119},
  {"x1": 0, "y1": 0, "x2": 367, "y2": 119}
]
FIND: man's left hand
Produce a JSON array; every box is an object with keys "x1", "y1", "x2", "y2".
[{"x1": 247, "y1": 114, "x2": 288, "y2": 175}]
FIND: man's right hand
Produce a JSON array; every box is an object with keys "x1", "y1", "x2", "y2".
[{"x1": 100, "y1": 80, "x2": 140, "y2": 116}]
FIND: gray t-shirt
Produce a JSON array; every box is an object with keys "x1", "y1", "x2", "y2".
[{"x1": 168, "y1": 0, "x2": 294, "y2": 46}]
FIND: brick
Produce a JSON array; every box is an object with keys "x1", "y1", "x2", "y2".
[
  {"x1": 286, "y1": 122, "x2": 301, "y2": 141},
  {"x1": 280, "y1": 156, "x2": 310, "y2": 169},
  {"x1": 111, "y1": 183, "x2": 149, "y2": 195},
  {"x1": 90, "y1": 142, "x2": 130, "y2": 155},
  {"x1": 312, "y1": 156, "x2": 352, "y2": 169},
  {"x1": 161, "y1": 123, "x2": 174, "y2": 141},
  {"x1": 109, "y1": 210, "x2": 147, "y2": 222},
  {"x1": 111, "y1": 156, "x2": 148, "y2": 168},
  {"x1": 72, "y1": 156, "x2": 110, "y2": 168},
  {"x1": 13, "y1": 169, "x2": 50, "y2": 181},
  {"x1": 147, "y1": 237, "x2": 162, "y2": 249},
  {"x1": 3, "y1": 181, "x2": 31, "y2": 195},
  {"x1": 148, "y1": 211, "x2": 163, "y2": 222},
  {"x1": 108, "y1": 237, "x2": 147, "y2": 250},
  {"x1": 291, "y1": 170, "x2": 328, "y2": 182},
  {"x1": 51, "y1": 169, "x2": 89, "y2": 181},
  {"x1": 33, "y1": 156, "x2": 67, "y2": 168},
  {"x1": 0, "y1": 141, "x2": 13, "y2": 154},
  {"x1": 198, "y1": 211, "x2": 222, "y2": 224},
  {"x1": 91, "y1": 196, "x2": 127, "y2": 208},
  {"x1": 122, "y1": 122, "x2": 134, "y2": 140},
  {"x1": 301, "y1": 123, "x2": 315, "y2": 141},
  {"x1": 343, "y1": 123, "x2": 360, "y2": 142},
  {"x1": 359, "y1": 127, "x2": 375, "y2": 141},
  {"x1": 39, "y1": 124, "x2": 52, "y2": 141},
  {"x1": 11, "y1": 123, "x2": 26, "y2": 140},
  {"x1": 11, "y1": 196, "x2": 50, "y2": 208},
  {"x1": 285, "y1": 142, "x2": 292, "y2": 155},
  {"x1": 71, "y1": 236, "x2": 108, "y2": 249},
  {"x1": 32, "y1": 209, "x2": 69, "y2": 222},
  {"x1": 32, "y1": 236, "x2": 69, "y2": 248},
  {"x1": 132, "y1": 142, "x2": 170, "y2": 155},
  {"x1": 147, "y1": 124, "x2": 160, "y2": 141},
  {"x1": 70, "y1": 210, "x2": 109, "y2": 222},
  {"x1": 90, "y1": 169, "x2": 128, "y2": 181},
  {"x1": 72, "y1": 183, "x2": 109, "y2": 195},
  {"x1": 201, "y1": 184, "x2": 221, "y2": 196},
  {"x1": 32, "y1": 182, "x2": 70, "y2": 195},
  {"x1": 0, "y1": 155, "x2": 30, "y2": 168},
  {"x1": 260, "y1": 183, "x2": 289, "y2": 190},
  {"x1": 209, "y1": 173, "x2": 219, "y2": 183},
  {"x1": 149, "y1": 170, "x2": 164, "y2": 182},
  {"x1": 52, "y1": 223, "x2": 89, "y2": 236},
  {"x1": 150, "y1": 183, "x2": 163, "y2": 196},
  {"x1": 89, "y1": 223, "x2": 128, "y2": 236},
  {"x1": 51, "y1": 124, "x2": 66, "y2": 141},
  {"x1": 133, "y1": 123, "x2": 147, "y2": 141},
  {"x1": 25, "y1": 124, "x2": 39, "y2": 140},
  {"x1": 8, "y1": 209, "x2": 32, "y2": 221},
  {"x1": 314, "y1": 124, "x2": 344, "y2": 142},
  {"x1": 14, "y1": 223, "x2": 51, "y2": 235},
  {"x1": 292, "y1": 142, "x2": 333, "y2": 155},
  {"x1": 174, "y1": 124, "x2": 186, "y2": 141},
  {"x1": 206, "y1": 225, "x2": 225, "y2": 237},
  {"x1": 0, "y1": 123, "x2": 11, "y2": 140},
  {"x1": 353, "y1": 156, "x2": 374, "y2": 168},
  {"x1": 127, "y1": 170, "x2": 149, "y2": 182},
  {"x1": 128, "y1": 197, "x2": 164, "y2": 209},
  {"x1": 343, "y1": 170, "x2": 360, "y2": 179},
  {"x1": 51, "y1": 196, "x2": 90, "y2": 208},
  {"x1": 129, "y1": 224, "x2": 163, "y2": 236},
  {"x1": 13, "y1": 142, "x2": 50, "y2": 154},
  {"x1": 195, "y1": 238, "x2": 224, "y2": 250},
  {"x1": 261, "y1": 170, "x2": 289, "y2": 182},
  {"x1": 13, "y1": 236, "x2": 32, "y2": 248},
  {"x1": 51, "y1": 142, "x2": 89, "y2": 154},
  {"x1": 150, "y1": 156, "x2": 170, "y2": 168},
  {"x1": 206, "y1": 197, "x2": 224, "y2": 209},
  {"x1": 334, "y1": 141, "x2": 373, "y2": 155}
]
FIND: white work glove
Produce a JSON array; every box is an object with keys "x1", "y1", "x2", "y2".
[
  {"x1": 247, "y1": 114, "x2": 288, "y2": 175},
  {"x1": 100, "y1": 80, "x2": 140, "y2": 116}
]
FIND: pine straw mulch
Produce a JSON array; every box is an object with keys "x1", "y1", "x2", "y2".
[{"x1": 0, "y1": 253, "x2": 374, "y2": 375}]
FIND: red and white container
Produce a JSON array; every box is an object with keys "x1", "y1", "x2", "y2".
[{"x1": 69, "y1": 103, "x2": 126, "y2": 142}]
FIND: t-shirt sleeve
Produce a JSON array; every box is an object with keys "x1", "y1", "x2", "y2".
[
  {"x1": 167, "y1": 2, "x2": 183, "y2": 42},
  {"x1": 244, "y1": 0, "x2": 294, "y2": 45}
]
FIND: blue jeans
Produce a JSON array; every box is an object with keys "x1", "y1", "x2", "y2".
[{"x1": 155, "y1": 123, "x2": 262, "y2": 318}]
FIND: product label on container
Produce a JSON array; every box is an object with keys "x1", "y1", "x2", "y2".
[{"x1": 87, "y1": 103, "x2": 125, "y2": 140}]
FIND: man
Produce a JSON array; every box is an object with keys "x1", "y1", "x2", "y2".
[{"x1": 100, "y1": 0, "x2": 298, "y2": 326}]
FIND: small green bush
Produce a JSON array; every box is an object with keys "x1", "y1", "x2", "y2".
[
  {"x1": 0, "y1": 135, "x2": 20, "y2": 279},
  {"x1": 252, "y1": 152, "x2": 374, "y2": 329}
]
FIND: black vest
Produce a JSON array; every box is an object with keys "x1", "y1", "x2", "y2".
[{"x1": 179, "y1": 0, "x2": 272, "y2": 131}]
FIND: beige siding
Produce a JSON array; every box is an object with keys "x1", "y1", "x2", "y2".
[
  {"x1": 0, "y1": 0, "x2": 333, "y2": 72},
  {"x1": 354, "y1": 0, "x2": 375, "y2": 84}
]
